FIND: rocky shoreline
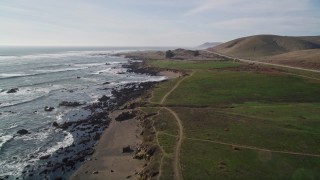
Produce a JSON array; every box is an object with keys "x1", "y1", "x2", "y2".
[{"x1": 11, "y1": 61, "x2": 163, "y2": 180}]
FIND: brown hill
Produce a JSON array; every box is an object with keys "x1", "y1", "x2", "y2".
[
  {"x1": 212, "y1": 35, "x2": 320, "y2": 58},
  {"x1": 265, "y1": 49, "x2": 320, "y2": 70}
]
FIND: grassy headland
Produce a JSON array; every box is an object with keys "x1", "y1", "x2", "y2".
[{"x1": 135, "y1": 55, "x2": 320, "y2": 179}]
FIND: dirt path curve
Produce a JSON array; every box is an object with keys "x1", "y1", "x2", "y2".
[
  {"x1": 158, "y1": 72, "x2": 193, "y2": 180},
  {"x1": 155, "y1": 131, "x2": 320, "y2": 158},
  {"x1": 160, "y1": 73, "x2": 192, "y2": 104},
  {"x1": 187, "y1": 137, "x2": 320, "y2": 158},
  {"x1": 153, "y1": 109, "x2": 166, "y2": 180},
  {"x1": 202, "y1": 50, "x2": 320, "y2": 73},
  {"x1": 164, "y1": 107, "x2": 184, "y2": 180}
]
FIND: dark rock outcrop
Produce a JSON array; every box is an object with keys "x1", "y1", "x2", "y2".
[
  {"x1": 122, "y1": 146, "x2": 134, "y2": 153},
  {"x1": 52, "y1": 122, "x2": 59, "y2": 127},
  {"x1": 7, "y1": 88, "x2": 19, "y2": 93},
  {"x1": 17, "y1": 129, "x2": 30, "y2": 135},
  {"x1": 59, "y1": 101, "x2": 84, "y2": 107},
  {"x1": 44, "y1": 106, "x2": 55, "y2": 112},
  {"x1": 39, "y1": 155, "x2": 51, "y2": 160},
  {"x1": 98, "y1": 95, "x2": 110, "y2": 102}
]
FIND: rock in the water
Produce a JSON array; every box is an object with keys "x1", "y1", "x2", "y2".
[
  {"x1": 44, "y1": 106, "x2": 55, "y2": 112},
  {"x1": 98, "y1": 95, "x2": 110, "y2": 102},
  {"x1": 59, "y1": 101, "x2": 83, "y2": 107},
  {"x1": 92, "y1": 171, "x2": 99, "y2": 174},
  {"x1": 17, "y1": 129, "x2": 30, "y2": 135},
  {"x1": 52, "y1": 122, "x2": 59, "y2": 127},
  {"x1": 39, "y1": 155, "x2": 50, "y2": 160},
  {"x1": 122, "y1": 146, "x2": 134, "y2": 153},
  {"x1": 7, "y1": 88, "x2": 19, "y2": 93}
]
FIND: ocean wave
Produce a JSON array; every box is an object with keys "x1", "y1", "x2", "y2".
[
  {"x1": 91, "y1": 68, "x2": 112, "y2": 75},
  {"x1": 0, "y1": 135, "x2": 13, "y2": 150},
  {"x1": 0, "y1": 73, "x2": 33, "y2": 79},
  {"x1": 93, "y1": 66, "x2": 127, "y2": 75},
  {"x1": 0, "y1": 89, "x2": 50, "y2": 109},
  {"x1": 37, "y1": 131, "x2": 74, "y2": 158},
  {"x1": 73, "y1": 62, "x2": 106, "y2": 67},
  {"x1": 0, "y1": 50, "x2": 118, "y2": 61},
  {"x1": 0, "y1": 67, "x2": 88, "y2": 81},
  {"x1": 56, "y1": 109, "x2": 91, "y2": 124},
  {"x1": 4, "y1": 123, "x2": 18, "y2": 130},
  {"x1": 0, "y1": 73, "x2": 31, "y2": 78},
  {"x1": 33, "y1": 67, "x2": 87, "y2": 73},
  {"x1": 14, "y1": 131, "x2": 50, "y2": 142},
  {"x1": 0, "y1": 157, "x2": 29, "y2": 178}
]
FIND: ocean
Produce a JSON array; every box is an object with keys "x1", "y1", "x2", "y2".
[{"x1": 0, "y1": 46, "x2": 169, "y2": 179}]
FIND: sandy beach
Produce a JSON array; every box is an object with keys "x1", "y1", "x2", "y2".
[
  {"x1": 69, "y1": 69, "x2": 181, "y2": 180},
  {"x1": 70, "y1": 109, "x2": 145, "y2": 180}
]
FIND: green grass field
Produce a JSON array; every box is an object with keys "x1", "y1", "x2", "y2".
[
  {"x1": 140, "y1": 107, "x2": 179, "y2": 180},
  {"x1": 164, "y1": 70, "x2": 320, "y2": 106},
  {"x1": 182, "y1": 140, "x2": 320, "y2": 180},
  {"x1": 149, "y1": 60, "x2": 240, "y2": 70},
  {"x1": 144, "y1": 60, "x2": 320, "y2": 179},
  {"x1": 150, "y1": 78, "x2": 181, "y2": 104}
]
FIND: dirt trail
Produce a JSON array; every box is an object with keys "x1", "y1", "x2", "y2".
[
  {"x1": 156, "y1": 73, "x2": 192, "y2": 180},
  {"x1": 186, "y1": 137, "x2": 320, "y2": 158},
  {"x1": 163, "y1": 107, "x2": 184, "y2": 180},
  {"x1": 153, "y1": 109, "x2": 166, "y2": 180},
  {"x1": 160, "y1": 74, "x2": 192, "y2": 104}
]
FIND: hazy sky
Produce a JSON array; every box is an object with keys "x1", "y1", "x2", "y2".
[{"x1": 0, "y1": 0, "x2": 319, "y2": 46}]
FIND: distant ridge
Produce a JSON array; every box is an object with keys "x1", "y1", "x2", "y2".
[
  {"x1": 212, "y1": 35, "x2": 320, "y2": 58},
  {"x1": 197, "y1": 42, "x2": 222, "y2": 49}
]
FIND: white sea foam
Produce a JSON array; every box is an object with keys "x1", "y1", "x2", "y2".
[
  {"x1": 0, "y1": 73, "x2": 31, "y2": 78},
  {"x1": 15, "y1": 131, "x2": 50, "y2": 141},
  {"x1": 33, "y1": 67, "x2": 87, "y2": 73},
  {"x1": 37, "y1": 131, "x2": 74, "y2": 158},
  {"x1": 0, "y1": 50, "x2": 123, "y2": 61},
  {"x1": 108, "y1": 61, "x2": 124, "y2": 64},
  {"x1": 57, "y1": 109, "x2": 91, "y2": 124},
  {"x1": 4, "y1": 123, "x2": 18, "y2": 130},
  {"x1": 92, "y1": 68, "x2": 112, "y2": 75},
  {"x1": 0, "y1": 157, "x2": 30, "y2": 177},
  {"x1": 0, "y1": 135, "x2": 13, "y2": 150},
  {"x1": 0, "y1": 87, "x2": 51, "y2": 108},
  {"x1": 74, "y1": 63, "x2": 106, "y2": 67}
]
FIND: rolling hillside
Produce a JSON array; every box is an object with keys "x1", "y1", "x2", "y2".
[
  {"x1": 212, "y1": 35, "x2": 320, "y2": 58},
  {"x1": 265, "y1": 49, "x2": 320, "y2": 69}
]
